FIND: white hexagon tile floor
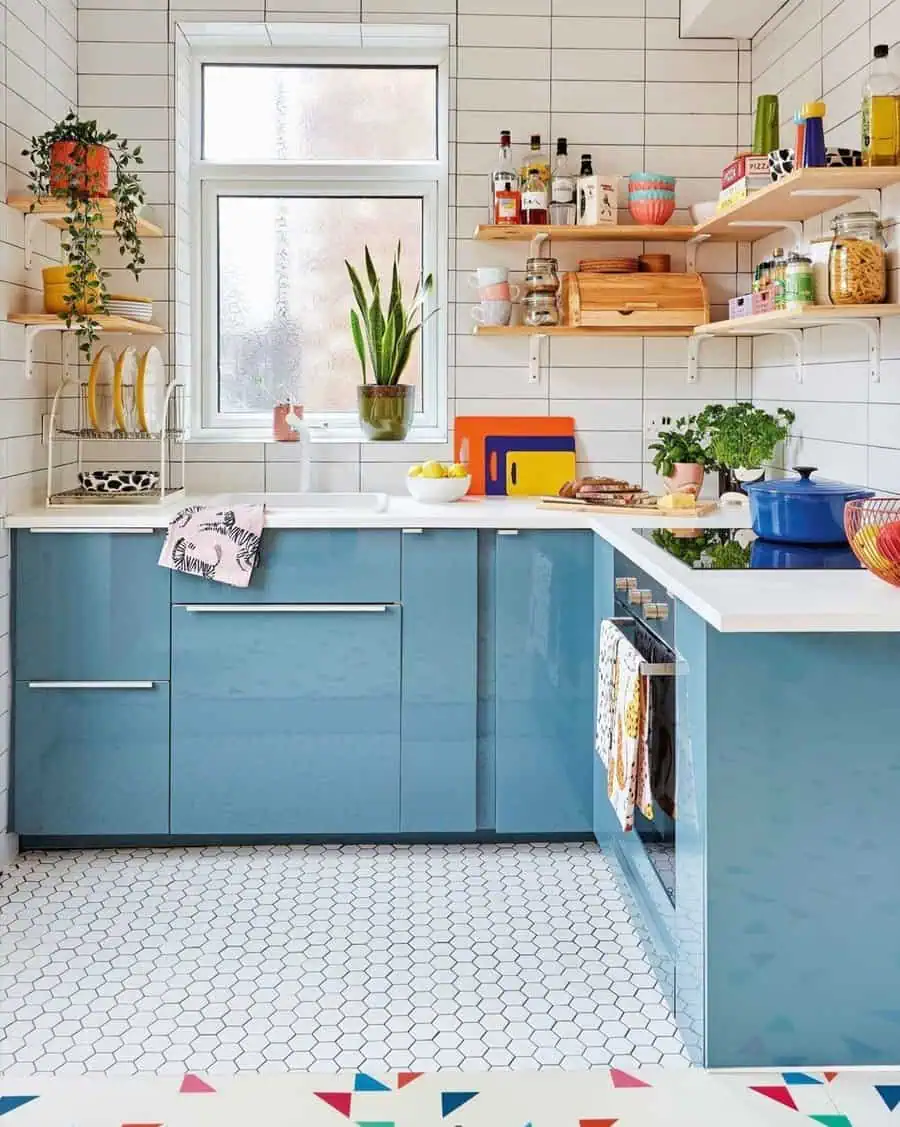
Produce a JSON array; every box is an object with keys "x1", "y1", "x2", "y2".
[{"x1": 0, "y1": 841, "x2": 689, "y2": 1076}]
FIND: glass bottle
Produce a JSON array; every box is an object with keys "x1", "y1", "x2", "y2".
[
  {"x1": 521, "y1": 159, "x2": 549, "y2": 225},
  {"x1": 770, "y1": 247, "x2": 787, "y2": 310},
  {"x1": 550, "y1": 137, "x2": 576, "y2": 226},
  {"x1": 519, "y1": 134, "x2": 550, "y2": 195},
  {"x1": 862, "y1": 44, "x2": 900, "y2": 166},
  {"x1": 489, "y1": 131, "x2": 519, "y2": 222},
  {"x1": 829, "y1": 211, "x2": 887, "y2": 305}
]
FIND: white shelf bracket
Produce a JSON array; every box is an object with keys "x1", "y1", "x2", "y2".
[
  {"x1": 528, "y1": 333, "x2": 547, "y2": 384},
  {"x1": 23, "y1": 212, "x2": 40, "y2": 269},
  {"x1": 62, "y1": 332, "x2": 77, "y2": 383},
  {"x1": 686, "y1": 233, "x2": 710, "y2": 273},
  {"x1": 843, "y1": 318, "x2": 881, "y2": 383},
  {"x1": 687, "y1": 335, "x2": 701, "y2": 384},
  {"x1": 765, "y1": 328, "x2": 804, "y2": 383},
  {"x1": 529, "y1": 231, "x2": 551, "y2": 259},
  {"x1": 727, "y1": 219, "x2": 804, "y2": 245}
]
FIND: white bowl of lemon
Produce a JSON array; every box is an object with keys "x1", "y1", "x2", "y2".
[{"x1": 407, "y1": 460, "x2": 471, "y2": 502}]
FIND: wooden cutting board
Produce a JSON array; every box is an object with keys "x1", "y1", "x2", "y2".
[{"x1": 537, "y1": 497, "x2": 718, "y2": 516}]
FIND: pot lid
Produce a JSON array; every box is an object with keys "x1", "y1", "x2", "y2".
[{"x1": 745, "y1": 466, "x2": 873, "y2": 497}]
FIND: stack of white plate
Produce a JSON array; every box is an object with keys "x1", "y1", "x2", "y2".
[{"x1": 107, "y1": 296, "x2": 153, "y2": 323}]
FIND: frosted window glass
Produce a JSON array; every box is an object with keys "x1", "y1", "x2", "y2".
[
  {"x1": 217, "y1": 196, "x2": 423, "y2": 414},
  {"x1": 203, "y1": 66, "x2": 438, "y2": 161}
]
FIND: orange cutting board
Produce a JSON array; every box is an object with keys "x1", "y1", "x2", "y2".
[{"x1": 455, "y1": 416, "x2": 575, "y2": 495}]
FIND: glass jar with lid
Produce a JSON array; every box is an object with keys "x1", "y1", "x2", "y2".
[
  {"x1": 828, "y1": 211, "x2": 887, "y2": 305},
  {"x1": 522, "y1": 291, "x2": 559, "y2": 326},
  {"x1": 524, "y1": 256, "x2": 559, "y2": 295}
]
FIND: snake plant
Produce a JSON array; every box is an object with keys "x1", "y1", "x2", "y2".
[{"x1": 345, "y1": 243, "x2": 434, "y2": 386}]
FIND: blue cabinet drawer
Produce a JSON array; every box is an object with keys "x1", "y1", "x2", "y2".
[
  {"x1": 15, "y1": 531, "x2": 171, "y2": 681},
  {"x1": 14, "y1": 681, "x2": 170, "y2": 836},
  {"x1": 171, "y1": 602, "x2": 402, "y2": 834},
  {"x1": 171, "y1": 529, "x2": 400, "y2": 604}
]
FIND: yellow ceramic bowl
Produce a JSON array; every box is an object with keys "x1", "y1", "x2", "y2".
[{"x1": 42, "y1": 267, "x2": 101, "y2": 314}]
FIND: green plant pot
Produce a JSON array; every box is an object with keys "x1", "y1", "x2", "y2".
[{"x1": 358, "y1": 384, "x2": 415, "y2": 441}]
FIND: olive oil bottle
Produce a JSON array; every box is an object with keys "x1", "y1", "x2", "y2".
[{"x1": 862, "y1": 44, "x2": 900, "y2": 166}]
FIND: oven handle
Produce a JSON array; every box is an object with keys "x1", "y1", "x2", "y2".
[{"x1": 604, "y1": 616, "x2": 678, "y2": 677}]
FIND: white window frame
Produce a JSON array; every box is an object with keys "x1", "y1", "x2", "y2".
[{"x1": 187, "y1": 42, "x2": 449, "y2": 443}]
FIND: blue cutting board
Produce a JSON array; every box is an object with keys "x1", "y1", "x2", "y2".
[{"x1": 485, "y1": 435, "x2": 577, "y2": 497}]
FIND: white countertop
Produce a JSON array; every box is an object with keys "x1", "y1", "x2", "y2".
[{"x1": 8, "y1": 493, "x2": 900, "y2": 633}]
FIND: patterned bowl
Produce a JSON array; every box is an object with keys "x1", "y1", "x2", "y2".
[
  {"x1": 628, "y1": 171, "x2": 676, "y2": 187},
  {"x1": 78, "y1": 469, "x2": 160, "y2": 495},
  {"x1": 628, "y1": 197, "x2": 676, "y2": 225},
  {"x1": 845, "y1": 498, "x2": 900, "y2": 587},
  {"x1": 768, "y1": 148, "x2": 795, "y2": 181}
]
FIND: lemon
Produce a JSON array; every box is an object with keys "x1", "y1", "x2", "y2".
[
  {"x1": 853, "y1": 526, "x2": 892, "y2": 569},
  {"x1": 421, "y1": 460, "x2": 447, "y2": 479},
  {"x1": 447, "y1": 463, "x2": 469, "y2": 479},
  {"x1": 407, "y1": 464, "x2": 423, "y2": 478}
]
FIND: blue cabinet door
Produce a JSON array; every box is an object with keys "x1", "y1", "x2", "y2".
[
  {"x1": 14, "y1": 682, "x2": 170, "y2": 836},
  {"x1": 494, "y1": 530, "x2": 594, "y2": 834},
  {"x1": 171, "y1": 603, "x2": 402, "y2": 835},
  {"x1": 400, "y1": 529, "x2": 478, "y2": 833},
  {"x1": 15, "y1": 531, "x2": 170, "y2": 681}
]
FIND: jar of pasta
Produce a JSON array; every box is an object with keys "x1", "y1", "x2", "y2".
[{"x1": 829, "y1": 211, "x2": 887, "y2": 305}]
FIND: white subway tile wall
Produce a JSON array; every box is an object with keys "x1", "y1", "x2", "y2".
[
  {"x1": 76, "y1": 0, "x2": 744, "y2": 500},
  {"x1": 0, "y1": 0, "x2": 77, "y2": 856},
  {"x1": 751, "y1": 0, "x2": 900, "y2": 490}
]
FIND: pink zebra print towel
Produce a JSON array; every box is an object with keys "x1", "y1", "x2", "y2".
[{"x1": 159, "y1": 504, "x2": 264, "y2": 587}]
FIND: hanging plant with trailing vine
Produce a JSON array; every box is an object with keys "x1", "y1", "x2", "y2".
[{"x1": 23, "y1": 110, "x2": 146, "y2": 354}]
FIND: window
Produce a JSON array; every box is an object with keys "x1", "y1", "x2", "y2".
[{"x1": 189, "y1": 42, "x2": 448, "y2": 440}]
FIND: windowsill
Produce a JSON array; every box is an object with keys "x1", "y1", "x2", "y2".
[{"x1": 186, "y1": 423, "x2": 448, "y2": 444}]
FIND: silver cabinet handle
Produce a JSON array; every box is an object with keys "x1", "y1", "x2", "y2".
[
  {"x1": 402, "y1": 528, "x2": 424, "y2": 535},
  {"x1": 29, "y1": 528, "x2": 156, "y2": 535},
  {"x1": 27, "y1": 681, "x2": 156, "y2": 689},
  {"x1": 182, "y1": 604, "x2": 392, "y2": 614},
  {"x1": 497, "y1": 529, "x2": 519, "y2": 536}
]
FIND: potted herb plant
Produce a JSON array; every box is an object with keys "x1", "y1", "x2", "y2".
[
  {"x1": 23, "y1": 111, "x2": 146, "y2": 354},
  {"x1": 649, "y1": 415, "x2": 712, "y2": 497},
  {"x1": 696, "y1": 402, "x2": 795, "y2": 495},
  {"x1": 346, "y1": 242, "x2": 433, "y2": 441}
]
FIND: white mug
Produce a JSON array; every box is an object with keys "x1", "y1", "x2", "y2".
[
  {"x1": 469, "y1": 266, "x2": 509, "y2": 289},
  {"x1": 472, "y1": 300, "x2": 512, "y2": 326}
]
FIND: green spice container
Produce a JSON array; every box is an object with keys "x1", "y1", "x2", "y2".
[
  {"x1": 771, "y1": 247, "x2": 787, "y2": 310},
  {"x1": 785, "y1": 252, "x2": 815, "y2": 310}
]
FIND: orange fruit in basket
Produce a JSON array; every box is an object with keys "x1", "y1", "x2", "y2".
[{"x1": 876, "y1": 520, "x2": 900, "y2": 563}]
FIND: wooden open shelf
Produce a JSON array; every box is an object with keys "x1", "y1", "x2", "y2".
[
  {"x1": 7, "y1": 192, "x2": 164, "y2": 237},
  {"x1": 694, "y1": 304, "x2": 900, "y2": 337},
  {"x1": 695, "y1": 167, "x2": 900, "y2": 240},
  {"x1": 9, "y1": 313, "x2": 163, "y2": 334},
  {"x1": 473, "y1": 324, "x2": 695, "y2": 338},
  {"x1": 474, "y1": 223, "x2": 696, "y2": 242}
]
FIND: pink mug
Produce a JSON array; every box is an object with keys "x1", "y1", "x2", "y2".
[{"x1": 480, "y1": 281, "x2": 521, "y2": 301}]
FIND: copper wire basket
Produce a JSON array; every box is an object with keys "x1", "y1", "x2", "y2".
[{"x1": 845, "y1": 498, "x2": 900, "y2": 587}]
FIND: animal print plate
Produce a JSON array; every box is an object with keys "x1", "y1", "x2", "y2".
[{"x1": 78, "y1": 469, "x2": 161, "y2": 494}]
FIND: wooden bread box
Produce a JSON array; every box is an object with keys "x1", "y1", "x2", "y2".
[{"x1": 560, "y1": 271, "x2": 710, "y2": 330}]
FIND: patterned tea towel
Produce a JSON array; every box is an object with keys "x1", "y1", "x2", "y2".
[
  {"x1": 159, "y1": 504, "x2": 264, "y2": 587},
  {"x1": 595, "y1": 618, "x2": 653, "y2": 831}
]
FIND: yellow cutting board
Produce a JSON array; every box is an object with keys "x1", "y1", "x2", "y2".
[{"x1": 507, "y1": 450, "x2": 577, "y2": 496}]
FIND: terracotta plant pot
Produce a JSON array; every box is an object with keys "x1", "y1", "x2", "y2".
[
  {"x1": 358, "y1": 384, "x2": 415, "y2": 441},
  {"x1": 273, "y1": 403, "x2": 300, "y2": 442},
  {"x1": 49, "y1": 141, "x2": 110, "y2": 197},
  {"x1": 664, "y1": 462, "x2": 705, "y2": 497}
]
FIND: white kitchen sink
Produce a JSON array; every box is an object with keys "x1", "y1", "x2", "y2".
[{"x1": 209, "y1": 492, "x2": 389, "y2": 513}]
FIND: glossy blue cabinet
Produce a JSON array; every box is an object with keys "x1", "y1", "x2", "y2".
[
  {"x1": 171, "y1": 602, "x2": 402, "y2": 835},
  {"x1": 400, "y1": 530, "x2": 478, "y2": 833},
  {"x1": 14, "y1": 682, "x2": 170, "y2": 835},
  {"x1": 15, "y1": 531, "x2": 170, "y2": 681},
  {"x1": 494, "y1": 530, "x2": 594, "y2": 834}
]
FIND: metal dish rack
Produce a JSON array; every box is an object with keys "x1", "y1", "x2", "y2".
[{"x1": 46, "y1": 377, "x2": 185, "y2": 505}]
